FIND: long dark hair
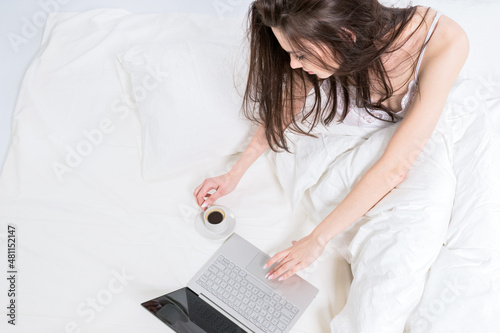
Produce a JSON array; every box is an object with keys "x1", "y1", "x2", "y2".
[{"x1": 242, "y1": 0, "x2": 431, "y2": 153}]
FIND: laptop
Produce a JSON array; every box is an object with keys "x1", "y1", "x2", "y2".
[{"x1": 141, "y1": 232, "x2": 319, "y2": 333}]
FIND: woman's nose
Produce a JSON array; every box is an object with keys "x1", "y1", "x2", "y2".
[{"x1": 290, "y1": 57, "x2": 302, "y2": 69}]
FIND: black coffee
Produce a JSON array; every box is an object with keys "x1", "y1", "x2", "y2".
[{"x1": 207, "y1": 211, "x2": 224, "y2": 224}]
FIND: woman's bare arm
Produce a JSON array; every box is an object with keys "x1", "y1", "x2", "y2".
[
  {"x1": 195, "y1": 73, "x2": 314, "y2": 208},
  {"x1": 229, "y1": 73, "x2": 315, "y2": 182},
  {"x1": 227, "y1": 122, "x2": 269, "y2": 182}
]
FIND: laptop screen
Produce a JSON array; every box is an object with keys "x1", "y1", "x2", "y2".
[{"x1": 141, "y1": 287, "x2": 247, "y2": 333}]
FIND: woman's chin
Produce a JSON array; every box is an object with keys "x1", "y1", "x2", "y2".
[{"x1": 316, "y1": 73, "x2": 332, "y2": 79}]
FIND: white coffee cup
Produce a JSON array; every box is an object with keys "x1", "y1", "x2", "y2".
[{"x1": 203, "y1": 206, "x2": 229, "y2": 233}]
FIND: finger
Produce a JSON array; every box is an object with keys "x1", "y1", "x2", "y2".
[
  {"x1": 196, "y1": 182, "x2": 217, "y2": 199},
  {"x1": 200, "y1": 196, "x2": 212, "y2": 210},
  {"x1": 292, "y1": 240, "x2": 297, "y2": 245},
  {"x1": 193, "y1": 183, "x2": 203, "y2": 197},
  {"x1": 200, "y1": 189, "x2": 224, "y2": 210},
  {"x1": 264, "y1": 249, "x2": 290, "y2": 270},
  {"x1": 276, "y1": 263, "x2": 304, "y2": 281},
  {"x1": 195, "y1": 182, "x2": 216, "y2": 206},
  {"x1": 267, "y1": 257, "x2": 296, "y2": 280},
  {"x1": 193, "y1": 181, "x2": 210, "y2": 199},
  {"x1": 201, "y1": 187, "x2": 222, "y2": 204},
  {"x1": 204, "y1": 189, "x2": 222, "y2": 202},
  {"x1": 194, "y1": 182, "x2": 206, "y2": 205},
  {"x1": 201, "y1": 200, "x2": 210, "y2": 210}
]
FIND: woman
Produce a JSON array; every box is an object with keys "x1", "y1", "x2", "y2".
[{"x1": 194, "y1": 0, "x2": 468, "y2": 282}]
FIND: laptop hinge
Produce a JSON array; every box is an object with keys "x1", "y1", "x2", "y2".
[{"x1": 198, "y1": 293, "x2": 256, "y2": 333}]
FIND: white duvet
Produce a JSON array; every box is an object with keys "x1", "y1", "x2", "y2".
[{"x1": 269, "y1": 77, "x2": 500, "y2": 332}]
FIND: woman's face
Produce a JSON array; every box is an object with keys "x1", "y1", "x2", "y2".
[{"x1": 271, "y1": 27, "x2": 337, "y2": 79}]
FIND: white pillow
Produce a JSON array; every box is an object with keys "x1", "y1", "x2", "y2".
[{"x1": 117, "y1": 18, "x2": 255, "y2": 180}]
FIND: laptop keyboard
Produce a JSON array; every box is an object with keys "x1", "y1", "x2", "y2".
[{"x1": 196, "y1": 255, "x2": 300, "y2": 333}]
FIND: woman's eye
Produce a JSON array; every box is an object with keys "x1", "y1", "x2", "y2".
[{"x1": 294, "y1": 54, "x2": 304, "y2": 61}]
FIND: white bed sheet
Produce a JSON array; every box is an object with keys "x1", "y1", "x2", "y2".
[{"x1": 0, "y1": 10, "x2": 351, "y2": 333}]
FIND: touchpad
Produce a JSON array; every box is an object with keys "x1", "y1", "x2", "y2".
[{"x1": 245, "y1": 252, "x2": 283, "y2": 290}]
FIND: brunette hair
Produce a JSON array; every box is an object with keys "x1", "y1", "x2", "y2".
[{"x1": 242, "y1": 0, "x2": 431, "y2": 153}]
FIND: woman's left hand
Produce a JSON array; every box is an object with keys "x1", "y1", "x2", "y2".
[{"x1": 264, "y1": 233, "x2": 326, "y2": 281}]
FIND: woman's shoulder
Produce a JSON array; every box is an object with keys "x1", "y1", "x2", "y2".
[{"x1": 418, "y1": 8, "x2": 470, "y2": 76}]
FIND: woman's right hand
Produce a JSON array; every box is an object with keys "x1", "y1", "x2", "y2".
[{"x1": 193, "y1": 172, "x2": 240, "y2": 211}]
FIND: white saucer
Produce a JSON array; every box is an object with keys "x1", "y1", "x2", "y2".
[{"x1": 194, "y1": 207, "x2": 236, "y2": 240}]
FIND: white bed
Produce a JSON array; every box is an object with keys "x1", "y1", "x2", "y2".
[{"x1": 0, "y1": 1, "x2": 499, "y2": 333}]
